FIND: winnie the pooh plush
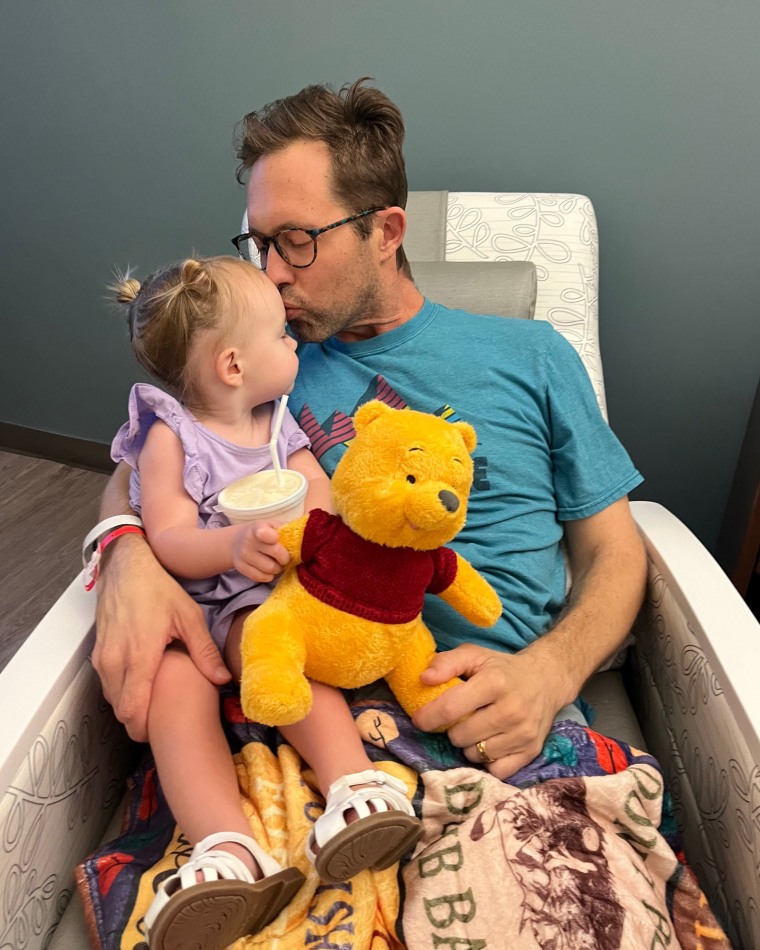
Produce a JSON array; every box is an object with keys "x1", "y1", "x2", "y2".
[{"x1": 240, "y1": 400, "x2": 502, "y2": 727}]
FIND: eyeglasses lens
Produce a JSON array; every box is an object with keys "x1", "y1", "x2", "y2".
[
  {"x1": 237, "y1": 235, "x2": 263, "y2": 266},
  {"x1": 276, "y1": 231, "x2": 316, "y2": 267},
  {"x1": 237, "y1": 230, "x2": 316, "y2": 268}
]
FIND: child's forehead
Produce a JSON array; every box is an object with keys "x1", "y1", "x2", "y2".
[
  {"x1": 226, "y1": 266, "x2": 285, "y2": 333},
  {"x1": 219, "y1": 259, "x2": 270, "y2": 303},
  {"x1": 219, "y1": 256, "x2": 262, "y2": 288},
  {"x1": 230, "y1": 260, "x2": 273, "y2": 295}
]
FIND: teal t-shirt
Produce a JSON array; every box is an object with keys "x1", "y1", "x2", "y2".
[{"x1": 290, "y1": 299, "x2": 643, "y2": 654}]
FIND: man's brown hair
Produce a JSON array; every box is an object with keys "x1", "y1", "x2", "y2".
[{"x1": 235, "y1": 78, "x2": 411, "y2": 276}]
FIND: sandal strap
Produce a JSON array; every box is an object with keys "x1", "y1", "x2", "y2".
[
  {"x1": 189, "y1": 832, "x2": 284, "y2": 879},
  {"x1": 309, "y1": 771, "x2": 415, "y2": 856},
  {"x1": 325, "y1": 769, "x2": 412, "y2": 803},
  {"x1": 145, "y1": 831, "x2": 288, "y2": 932},
  {"x1": 148, "y1": 832, "x2": 285, "y2": 920},
  {"x1": 174, "y1": 848, "x2": 254, "y2": 892}
]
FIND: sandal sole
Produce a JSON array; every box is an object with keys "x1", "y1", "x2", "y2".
[
  {"x1": 147, "y1": 866, "x2": 305, "y2": 950},
  {"x1": 314, "y1": 811, "x2": 422, "y2": 884}
]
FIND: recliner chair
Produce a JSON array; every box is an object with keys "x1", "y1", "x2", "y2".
[{"x1": 1, "y1": 192, "x2": 758, "y2": 949}]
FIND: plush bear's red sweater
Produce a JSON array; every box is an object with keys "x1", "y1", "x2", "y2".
[{"x1": 296, "y1": 509, "x2": 458, "y2": 624}]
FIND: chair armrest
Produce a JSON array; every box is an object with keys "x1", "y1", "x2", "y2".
[
  {"x1": 0, "y1": 574, "x2": 97, "y2": 793},
  {"x1": 0, "y1": 572, "x2": 135, "y2": 945},
  {"x1": 628, "y1": 500, "x2": 760, "y2": 949},
  {"x1": 630, "y1": 500, "x2": 760, "y2": 752}
]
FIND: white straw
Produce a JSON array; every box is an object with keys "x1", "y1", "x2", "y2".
[{"x1": 269, "y1": 395, "x2": 289, "y2": 485}]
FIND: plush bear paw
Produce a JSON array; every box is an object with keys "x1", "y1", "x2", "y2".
[
  {"x1": 241, "y1": 666, "x2": 313, "y2": 726},
  {"x1": 393, "y1": 676, "x2": 464, "y2": 732}
]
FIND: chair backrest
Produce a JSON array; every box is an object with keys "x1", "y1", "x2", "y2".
[
  {"x1": 404, "y1": 192, "x2": 607, "y2": 419},
  {"x1": 410, "y1": 260, "x2": 537, "y2": 321},
  {"x1": 241, "y1": 192, "x2": 606, "y2": 415}
]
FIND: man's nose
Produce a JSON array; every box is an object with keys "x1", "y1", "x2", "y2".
[{"x1": 263, "y1": 244, "x2": 294, "y2": 285}]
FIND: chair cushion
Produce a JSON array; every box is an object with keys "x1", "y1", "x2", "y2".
[
  {"x1": 580, "y1": 670, "x2": 646, "y2": 750},
  {"x1": 404, "y1": 191, "x2": 448, "y2": 261},
  {"x1": 411, "y1": 260, "x2": 537, "y2": 320}
]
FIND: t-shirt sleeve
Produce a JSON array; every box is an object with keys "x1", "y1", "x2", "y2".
[{"x1": 545, "y1": 331, "x2": 643, "y2": 520}]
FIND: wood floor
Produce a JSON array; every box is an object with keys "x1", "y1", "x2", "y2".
[{"x1": 0, "y1": 451, "x2": 109, "y2": 674}]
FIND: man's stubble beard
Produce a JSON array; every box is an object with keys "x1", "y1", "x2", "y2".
[{"x1": 283, "y1": 272, "x2": 383, "y2": 344}]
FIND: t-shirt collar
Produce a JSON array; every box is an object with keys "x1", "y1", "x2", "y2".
[{"x1": 323, "y1": 298, "x2": 438, "y2": 356}]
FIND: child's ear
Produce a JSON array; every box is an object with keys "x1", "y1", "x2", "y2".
[{"x1": 216, "y1": 347, "x2": 243, "y2": 387}]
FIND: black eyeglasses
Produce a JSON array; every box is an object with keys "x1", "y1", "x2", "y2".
[{"x1": 231, "y1": 208, "x2": 384, "y2": 269}]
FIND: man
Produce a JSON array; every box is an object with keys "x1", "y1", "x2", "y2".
[{"x1": 93, "y1": 79, "x2": 646, "y2": 779}]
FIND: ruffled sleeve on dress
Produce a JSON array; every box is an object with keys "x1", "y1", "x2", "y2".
[{"x1": 110, "y1": 383, "x2": 207, "y2": 504}]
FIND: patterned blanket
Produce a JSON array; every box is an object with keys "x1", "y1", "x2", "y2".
[{"x1": 77, "y1": 687, "x2": 731, "y2": 949}]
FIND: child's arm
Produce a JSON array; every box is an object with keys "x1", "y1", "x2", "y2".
[
  {"x1": 232, "y1": 446, "x2": 332, "y2": 575},
  {"x1": 287, "y1": 446, "x2": 333, "y2": 514},
  {"x1": 138, "y1": 420, "x2": 287, "y2": 581},
  {"x1": 139, "y1": 420, "x2": 251, "y2": 579}
]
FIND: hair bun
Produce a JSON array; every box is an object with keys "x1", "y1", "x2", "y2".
[
  {"x1": 111, "y1": 275, "x2": 142, "y2": 304},
  {"x1": 180, "y1": 258, "x2": 214, "y2": 296}
]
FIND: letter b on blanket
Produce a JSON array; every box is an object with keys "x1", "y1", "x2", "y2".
[{"x1": 424, "y1": 888, "x2": 478, "y2": 927}]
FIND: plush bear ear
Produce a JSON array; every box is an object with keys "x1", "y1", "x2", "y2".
[
  {"x1": 353, "y1": 400, "x2": 395, "y2": 433},
  {"x1": 453, "y1": 420, "x2": 477, "y2": 453}
]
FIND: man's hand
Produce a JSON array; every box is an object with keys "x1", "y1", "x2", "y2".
[
  {"x1": 93, "y1": 535, "x2": 230, "y2": 742},
  {"x1": 232, "y1": 521, "x2": 290, "y2": 582},
  {"x1": 411, "y1": 643, "x2": 569, "y2": 780},
  {"x1": 413, "y1": 498, "x2": 647, "y2": 779}
]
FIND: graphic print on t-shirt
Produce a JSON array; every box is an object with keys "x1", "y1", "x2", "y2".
[
  {"x1": 298, "y1": 374, "x2": 436, "y2": 459},
  {"x1": 295, "y1": 373, "x2": 488, "y2": 490}
]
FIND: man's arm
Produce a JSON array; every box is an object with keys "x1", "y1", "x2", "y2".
[
  {"x1": 92, "y1": 462, "x2": 231, "y2": 741},
  {"x1": 411, "y1": 496, "x2": 647, "y2": 778}
]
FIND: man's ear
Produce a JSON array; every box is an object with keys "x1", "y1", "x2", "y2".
[
  {"x1": 216, "y1": 347, "x2": 243, "y2": 387},
  {"x1": 377, "y1": 207, "x2": 406, "y2": 264}
]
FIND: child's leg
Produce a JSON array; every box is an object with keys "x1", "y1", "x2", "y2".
[
  {"x1": 226, "y1": 616, "x2": 375, "y2": 791},
  {"x1": 148, "y1": 641, "x2": 258, "y2": 875},
  {"x1": 279, "y1": 683, "x2": 420, "y2": 884},
  {"x1": 145, "y1": 621, "x2": 305, "y2": 948},
  {"x1": 280, "y1": 680, "x2": 377, "y2": 793},
  {"x1": 226, "y1": 614, "x2": 419, "y2": 883},
  {"x1": 227, "y1": 611, "x2": 391, "y2": 793}
]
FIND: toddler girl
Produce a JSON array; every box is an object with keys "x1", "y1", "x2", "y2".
[{"x1": 110, "y1": 256, "x2": 419, "y2": 950}]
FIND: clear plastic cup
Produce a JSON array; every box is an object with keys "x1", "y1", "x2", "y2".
[{"x1": 216, "y1": 469, "x2": 307, "y2": 526}]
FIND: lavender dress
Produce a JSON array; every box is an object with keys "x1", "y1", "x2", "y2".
[{"x1": 111, "y1": 383, "x2": 311, "y2": 649}]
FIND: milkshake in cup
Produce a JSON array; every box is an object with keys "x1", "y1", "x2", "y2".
[{"x1": 217, "y1": 469, "x2": 307, "y2": 526}]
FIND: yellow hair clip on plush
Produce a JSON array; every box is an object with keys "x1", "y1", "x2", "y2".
[{"x1": 240, "y1": 400, "x2": 502, "y2": 728}]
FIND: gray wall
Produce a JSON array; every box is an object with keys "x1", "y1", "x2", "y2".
[{"x1": 2, "y1": 1, "x2": 758, "y2": 552}]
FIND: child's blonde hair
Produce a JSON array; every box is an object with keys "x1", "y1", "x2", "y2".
[{"x1": 111, "y1": 256, "x2": 246, "y2": 404}]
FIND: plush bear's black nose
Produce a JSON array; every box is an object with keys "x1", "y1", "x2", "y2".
[{"x1": 438, "y1": 490, "x2": 459, "y2": 513}]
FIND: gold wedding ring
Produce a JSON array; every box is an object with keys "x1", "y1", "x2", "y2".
[{"x1": 476, "y1": 739, "x2": 495, "y2": 764}]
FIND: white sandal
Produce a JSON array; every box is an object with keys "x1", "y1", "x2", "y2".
[
  {"x1": 307, "y1": 770, "x2": 421, "y2": 883},
  {"x1": 144, "y1": 831, "x2": 304, "y2": 950}
]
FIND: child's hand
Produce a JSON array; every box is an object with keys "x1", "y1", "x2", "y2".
[{"x1": 232, "y1": 521, "x2": 291, "y2": 582}]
